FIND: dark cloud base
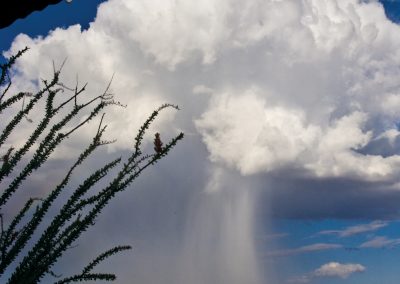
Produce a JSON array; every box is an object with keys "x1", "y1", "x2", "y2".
[{"x1": 261, "y1": 177, "x2": 400, "y2": 219}]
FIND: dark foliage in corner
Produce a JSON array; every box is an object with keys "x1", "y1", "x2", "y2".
[{"x1": 0, "y1": 0, "x2": 63, "y2": 29}]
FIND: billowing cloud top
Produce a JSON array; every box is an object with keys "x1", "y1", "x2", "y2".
[{"x1": 5, "y1": 0, "x2": 400, "y2": 183}]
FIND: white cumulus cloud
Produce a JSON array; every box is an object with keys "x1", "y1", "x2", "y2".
[
  {"x1": 314, "y1": 262, "x2": 366, "y2": 279},
  {"x1": 5, "y1": 0, "x2": 400, "y2": 181},
  {"x1": 289, "y1": 261, "x2": 366, "y2": 283}
]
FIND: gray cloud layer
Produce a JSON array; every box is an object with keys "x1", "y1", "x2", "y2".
[
  {"x1": 267, "y1": 243, "x2": 342, "y2": 257},
  {"x1": 318, "y1": 220, "x2": 388, "y2": 237}
]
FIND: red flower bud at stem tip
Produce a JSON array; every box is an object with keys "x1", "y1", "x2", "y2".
[{"x1": 154, "y1": 133, "x2": 163, "y2": 153}]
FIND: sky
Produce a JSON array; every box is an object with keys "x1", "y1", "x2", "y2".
[{"x1": 2, "y1": 0, "x2": 400, "y2": 283}]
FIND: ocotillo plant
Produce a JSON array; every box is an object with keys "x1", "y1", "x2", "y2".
[{"x1": 0, "y1": 48, "x2": 184, "y2": 283}]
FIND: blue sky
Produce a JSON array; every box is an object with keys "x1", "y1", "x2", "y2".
[
  {"x1": 0, "y1": 0, "x2": 105, "y2": 62},
  {"x1": 2, "y1": 1, "x2": 400, "y2": 284}
]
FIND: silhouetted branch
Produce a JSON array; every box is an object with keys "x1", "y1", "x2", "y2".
[{"x1": 0, "y1": 49, "x2": 183, "y2": 284}]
